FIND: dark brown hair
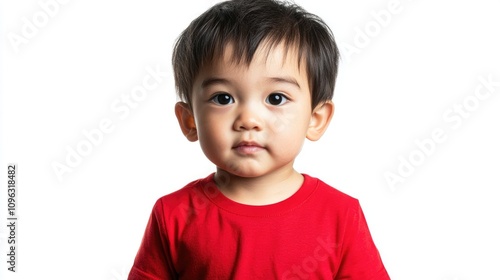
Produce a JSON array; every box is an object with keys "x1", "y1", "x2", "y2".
[{"x1": 172, "y1": 0, "x2": 339, "y2": 109}]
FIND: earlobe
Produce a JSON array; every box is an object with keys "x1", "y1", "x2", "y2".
[
  {"x1": 306, "y1": 101, "x2": 334, "y2": 141},
  {"x1": 175, "y1": 102, "x2": 198, "y2": 142}
]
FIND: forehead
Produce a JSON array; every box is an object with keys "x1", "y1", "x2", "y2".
[
  {"x1": 232, "y1": 40, "x2": 302, "y2": 68},
  {"x1": 200, "y1": 41, "x2": 308, "y2": 82}
]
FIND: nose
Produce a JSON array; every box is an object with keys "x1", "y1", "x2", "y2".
[{"x1": 233, "y1": 104, "x2": 263, "y2": 131}]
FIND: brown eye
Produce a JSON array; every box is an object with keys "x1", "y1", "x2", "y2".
[
  {"x1": 211, "y1": 93, "x2": 234, "y2": 105},
  {"x1": 266, "y1": 93, "x2": 288, "y2": 106}
]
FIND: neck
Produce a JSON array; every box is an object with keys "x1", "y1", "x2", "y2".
[{"x1": 214, "y1": 166, "x2": 303, "y2": 205}]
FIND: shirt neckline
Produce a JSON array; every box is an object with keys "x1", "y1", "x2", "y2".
[{"x1": 198, "y1": 173, "x2": 318, "y2": 217}]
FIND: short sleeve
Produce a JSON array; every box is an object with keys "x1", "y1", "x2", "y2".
[
  {"x1": 335, "y1": 201, "x2": 390, "y2": 280},
  {"x1": 128, "y1": 200, "x2": 176, "y2": 280}
]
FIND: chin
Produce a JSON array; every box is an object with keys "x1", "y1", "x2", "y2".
[
  {"x1": 230, "y1": 169, "x2": 265, "y2": 178},
  {"x1": 219, "y1": 164, "x2": 267, "y2": 178}
]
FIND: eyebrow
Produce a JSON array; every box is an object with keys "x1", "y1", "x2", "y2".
[
  {"x1": 200, "y1": 76, "x2": 301, "y2": 89},
  {"x1": 267, "y1": 76, "x2": 301, "y2": 89},
  {"x1": 201, "y1": 77, "x2": 231, "y2": 89}
]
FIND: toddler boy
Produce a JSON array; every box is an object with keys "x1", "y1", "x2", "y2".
[{"x1": 129, "y1": 0, "x2": 390, "y2": 279}]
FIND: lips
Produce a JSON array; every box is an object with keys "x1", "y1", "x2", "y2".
[{"x1": 233, "y1": 141, "x2": 265, "y2": 155}]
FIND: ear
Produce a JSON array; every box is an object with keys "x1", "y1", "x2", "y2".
[
  {"x1": 175, "y1": 102, "x2": 198, "y2": 142},
  {"x1": 306, "y1": 101, "x2": 334, "y2": 141}
]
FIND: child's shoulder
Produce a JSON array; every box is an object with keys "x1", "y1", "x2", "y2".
[
  {"x1": 304, "y1": 173, "x2": 361, "y2": 209},
  {"x1": 151, "y1": 174, "x2": 216, "y2": 211}
]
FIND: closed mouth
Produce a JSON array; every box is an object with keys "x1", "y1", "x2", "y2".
[
  {"x1": 233, "y1": 141, "x2": 265, "y2": 154},
  {"x1": 233, "y1": 141, "x2": 263, "y2": 149}
]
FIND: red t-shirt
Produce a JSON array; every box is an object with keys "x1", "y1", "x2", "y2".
[{"x1": 129, "y1": 174, "x2": 390, "y2": 279}]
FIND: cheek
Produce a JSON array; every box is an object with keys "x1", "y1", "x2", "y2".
[
  {"x1": 197, "y1": 128, "x2": 225, "y2": 165},
  {"x1": 273, "y1": 110, "x2": 310, "y2": 136},
  {"x1": 274, "y1": 109, "x2": 310, "y2": 148},
  {"x1": 198, "y1": 122, "x2": 222, "y2": 143},
  {"x1": 265, "y1": 109, "x2": 299, "y2": 135},
  {"x1": 268, "y1": 113, "x2": 309, "y2": 152},
  {"x1": 196, "y1": 116, "x2": 230, "y2": 152}
]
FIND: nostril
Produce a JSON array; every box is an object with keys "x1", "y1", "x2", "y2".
[
  {"x1": 235, "y1": 120, "x2": 261, "y2": 131},
  {"x1": 233, "y1": 107, "x2": 263, "y2": 131}
]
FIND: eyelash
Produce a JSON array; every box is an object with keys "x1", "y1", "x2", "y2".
[{"x1": 209, "y1": 92, "x2": 290, "y2": 106}]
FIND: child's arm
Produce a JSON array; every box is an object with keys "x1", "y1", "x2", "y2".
[{"x1": 128, "y1": 200, "x2": 176, "y2": 280}]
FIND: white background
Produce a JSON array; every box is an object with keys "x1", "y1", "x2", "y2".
[{"x1": 1, "y1": 0, "x2": 499, "y2": 279}]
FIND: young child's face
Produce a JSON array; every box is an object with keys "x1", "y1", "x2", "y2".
[{"x1": 185, "y1": 43, "x2": 320, "y2": 178}]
